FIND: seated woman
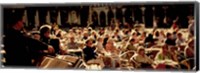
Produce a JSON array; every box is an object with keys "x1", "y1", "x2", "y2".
[
  {"x1": 180, "y1": 39, "x2": 194, "y2": 70},
  {"x1": 103, "y1": 39, "x2": 120, "y2": 68},
  {"x1": 183, "y1": 39, "x2": 194, "y2": 69},
  {"x1": 178, "y1": 39, "x2": 194, "y2": 70},
  {"x1": 138, "y1": 32, "x2": 147, "y2": 42},
  {"x1": 102, "y1": 56, "x2": 113, "y2": 69},
  {"x1": 155, "y1": 45, "x2": 172, "y2": 60},
  {"x1": 184, "y1": 39, "x2": 194, "y2": 59},
  {"x1": 135, "y1": 47, "x2": 154, "y2": 68},
  {"x1": 104, "y1": 39, "x2": 120, "y2": 56},
  {"x1": 96, "y1": 37, "x2": 105, "y2": 54},
  {"x1": 159, "y1": 30, "x2": 166, "y2": 43},
  {"x1": 90, "y1": 31, "x2": 98, "y2": 40},
  {"x1": 153, "y1": 31, "x2": 165, "y2": 44},
  {"x1": 154, "y1": 45, "x2": 179, "y2": 69},
  {"x1": 40, "y1": 26, "x2": 64, "y2": 55},
  {"x1": 169, "y1": 46, "x2": 179, "y2": 62}
]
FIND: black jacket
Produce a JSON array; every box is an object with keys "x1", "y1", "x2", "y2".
[
  {"x1": 83, "y1": 46, "x2": 97, "y2": 62},
  {"x1": 3, "y1": 28, "x2": 48, "y2": 67},
  {"x1": 40, "y1": 37, "x2": 60, "y2": 54},
  {"x1": 165, "y1": 38, "x2": 176, "y2": 46}
]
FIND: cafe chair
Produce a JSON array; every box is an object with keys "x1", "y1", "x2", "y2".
[
  {"x1": 40, "y1": 57, "x2": 70, "y2": 69},
  {"x1": 130, "y1": 55, "x2": 140, "y2": 69},
  {"x1": 180, "y1": 59, "x2": 191, "y2": 70},
  {"x1": 119, "y1": 50, "x2": 136, "y2": 59},
  {"x1": 56, "y1": 55, "x2": 80, "y2": 68}
]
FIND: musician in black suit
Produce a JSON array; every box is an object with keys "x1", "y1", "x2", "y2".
[{"x1": 3, "y1": 12, "x2": 54, "y2": 67}]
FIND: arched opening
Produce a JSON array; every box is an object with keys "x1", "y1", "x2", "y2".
[
  {"x1": 100, "y1": 11, "x2": 106, "y2": 27},
  {"x1": 26, "y1": 7, "x2": 36, "y2": 30},
  {"x1": 124, "y1": 8, "x2": 133, "y2": 25},
  {"x1": 107, "y1": 9, "x2": 114, "y2": 26},
  {"x1": 92, "y1": 11, "x2": 99, "y2": 27},
  {"x1": 60, "y1": 9, "x2": 69, "y2": 27},
  {"x1": 155, "y1": 5, "x2": 165, "y2": 28},
  {"x1": 50, "y1": 7, "x2": 58, "y2": 24},
  {"x1": 116, "y1": 8, "x2": 123, "y2": 24},
  {"x1": 133, "y1": 6, "x2": 142, "y2": 24},
  {"x1": 39, "y1": 7, "x2": 48, "y2": 26},
  {"x1": 144, "y1": 6, "x2": 153, "y2": 28},
  {"x1": 80, "y1": 6, "x2": 89, "y2": 27}
]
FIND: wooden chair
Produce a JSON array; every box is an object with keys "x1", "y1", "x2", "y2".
[
  {"x1": 147, "y1": 50, "x2": 159, "y2": 60},
  {"x1": 180, "y1": 58, "x2": 195, "y2": 70}
]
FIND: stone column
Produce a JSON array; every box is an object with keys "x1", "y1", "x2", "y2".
[
  {"x1": 96, "y1": 10, "x2": 101, "y2": 26},
  {"x1": 141, "y1": 6, "x2": 146, "y2": 24},
  {"x1": 68, "y1": 12, "x2": 71, "y2": 25},
  {"x1": 152, "y1": 6, "x2": 156, "y2": 21},
  {"x1": 132, "y1": 8, "x2": 134, "y2": 22},
  {"x1": 57, "y1": 10, "x2": 61, "y2": 25},
  {"x1": 105, "y1": 7, "x2": 109, "y2": 26},
  {"x1": 152, "y1": 6, "x2": 157, "y2": 27},
  {"x1": 77, "y1": 14, "x2": 81, "y2": 25},
  {"x1": 46, "y1": 10, "x2": 51, "y2": 24},
  {"x1": 163, "y1": 6, "x2": 168, "y2": 24},
  {"x1": 112, "y1": 8, "x2": 116, "y2": 20},
  {"x1": 23, "y1": 10, "x2": 28, "y2": 26},
  {"x1": 87, "y1": 6, "x2": 93, "y2": 27},
  {"x1": 122, "y1": 8, "x2": 126, "y2": 24},
  {"x1": 35, "y1": 10, "x2": 39, "y2": 29}
]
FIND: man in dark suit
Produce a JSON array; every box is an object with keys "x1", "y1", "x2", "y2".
[
  {"x1": 165, "y1": 32, "x2": 176, "y2": 46},
  {"x1": 3, "y1": 12, "x2": 54, "y2": 68},
  {"x1": 83, "y1": 40, "x2": 97, "y2": 62}
]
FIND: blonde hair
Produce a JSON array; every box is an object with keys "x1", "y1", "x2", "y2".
[{"x1": 137, "y1": 46, "x2": 145, "y2": 53}]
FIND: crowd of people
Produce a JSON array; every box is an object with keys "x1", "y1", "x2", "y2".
[{"x1": 2, "y1": 11, "x2": 195, "y2": 70}]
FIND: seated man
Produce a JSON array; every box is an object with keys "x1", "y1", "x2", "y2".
[
  {"x1": 67, "y1": 36, "x2": 79, "y2": 49},
  {"x1": 176, "y1": 32, "x2": 186, "y2": 46},
  {"x1": 144, "y1": 34, "x2": 156, "y2": 48},
  {"x1": 83, "y1": 40, "x2": 97, "y2": 62},
  {"x1": 155, "y1": 45, "x2": 172, "y2": 60},
  {"x1": 4, "y1": 12, "x2": 54, "y2": 67},
  {"x1": 126, "y1": 38, "x2": 137, "y2": 51},
  {"x1": 66, "y1": 36, "x2": 81, "y2": 56},
  {"x1": 165, "y1": 33, "x2": 176, "y2": 46}
]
